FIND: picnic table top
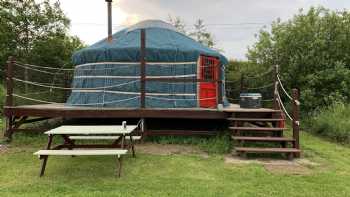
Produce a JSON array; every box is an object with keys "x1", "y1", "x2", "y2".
[{"x1": 44, "y1": 125, "x2": 138, "y2": 135}]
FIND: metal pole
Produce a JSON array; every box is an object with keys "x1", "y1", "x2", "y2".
[{"x1": 105, "y1": 0, "x2": 113, "y2": 42}]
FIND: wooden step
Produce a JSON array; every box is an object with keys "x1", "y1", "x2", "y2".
[
  {"x1": 227, "y1": 118, "x2": 285, "y2": 122},
  {"x1": 232, "y1": 136, "x2": 295, "y2": 142},
  {"x1": 235, "y1": 147, "x2": 300, "y2": 153},
  {"x1": 229, "y1": 127, "x2": 287, "y2": 131}
]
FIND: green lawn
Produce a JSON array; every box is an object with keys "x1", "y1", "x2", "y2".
[{"x1": 1, "y1": 129, "x2": 350, "y2": 197}]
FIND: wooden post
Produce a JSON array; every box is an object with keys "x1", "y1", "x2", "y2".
[
  {"x1": 273, "y1": 65, "x2": 279, "y2": 110},
  {"x1": 5, "y1": 56, "x2": 15, "y2": 107},
  {"x1": 4, "y1": 56, "x2": 15, "y2": 141},
  {"x1": 240, "y1": 73, "x2": 245, "y2": 93},
  {"x1": 140, "y1": 29, "x2": 146, "y2": 108},
  {"x1": 217, "y1": 63, "x2": 223, "y2": 106},
  {"x1": 292, "y1": 88, "x2": 300, "y2": 157}
]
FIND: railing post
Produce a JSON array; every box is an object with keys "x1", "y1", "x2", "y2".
[
  {"x1": 292, "y1": 88, "x2": 300, "y2": 157},
  {"x1": 273, "y1": 65, "x2": 279, "y2": 110},
  {"x1": 5, "y1": 56, "x2": 15, "y2": 107},
  {"x1": 140, "y1": 29, "x2": 146, "y2": 108},
  {"x1": 240, "y1": 73, "x2": 245, "y2": 93},
  {"x1": 4, "y1": 56, "x2": 15, "y2": 141}
]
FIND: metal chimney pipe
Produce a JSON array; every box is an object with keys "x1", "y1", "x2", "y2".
[{"x1": 105, "y1": 0, "x2": 113, "y2": 42}]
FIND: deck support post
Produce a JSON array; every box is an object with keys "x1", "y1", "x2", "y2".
[
  {"x1": 4, "y1": 56, "x2": 15, "y2": 142},
  {"x1": 140, "y1": 29, "x2": 146, "y2": 108},
  {"x1": 292, "y1": 89, "x2": 300, "y2": 158}
]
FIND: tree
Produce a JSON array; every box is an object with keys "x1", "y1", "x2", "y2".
[
  {"x1": 247, "y1": 7, "x2": 350, "y2": 112},
  {"x1": 168, "y1": 15, "x2": 187, "y2": 34},
  {"x1": 0, "y1": 0, "x2": 84, "y2": 70},
  {"x1": 190, "y1": 19, "x2": 215, "y2": 48},
  {"x1": 168, "y1": 16, "x2": 216, "y2": 49}
]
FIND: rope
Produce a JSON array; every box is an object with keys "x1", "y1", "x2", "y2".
[
  {"x1": 245, "y1": 83, "x2": 274, "y2": 90},
  {"x1": 15, "y1": 61, "x2": 74, "y2": 71},
  {"x1": 13, "y1": 94, "x2": 58, "y2": 104},
  {"x1": 276, "y1": 92, "x2": 292, "y2": 121},
  {"x1": 243, "y1": 67, "x2": 274, "y2": 79},
  {"x1": 277, "y1": 74, "x2": 293, "y2": 100},
  {"x1": 13, "y1": 78, "x2": 139, "y2": 90},
  {"x1": 146, "y1": 96, "x2": 216, "y2": 101},
  {"x1": 74, "y1": 74, "x2": 196, "y2": 79},
  {"x1": 75, "y1": 61, "x2": 197, "y2": 69},
  {"x1": 69, "y1": 96, "x2": 140, "y2": 106},
  {"x1": 14, "y1": 63, "x2": 65, "y2": 75}
]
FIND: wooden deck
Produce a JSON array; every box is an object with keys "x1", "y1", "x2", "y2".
[{"x1": 4, "y1": 103, "x2": 278, "y2": 119}]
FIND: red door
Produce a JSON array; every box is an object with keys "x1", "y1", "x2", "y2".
[{"x1": 199, "y1": 56, "x2": 220, "y2": 108}]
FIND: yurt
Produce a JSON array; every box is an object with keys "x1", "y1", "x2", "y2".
[{"x1": 66, "y1": 20, "x2": 229, "y2": 109}]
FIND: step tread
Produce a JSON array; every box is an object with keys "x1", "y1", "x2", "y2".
[
  {"x1": 227, "y1": 118, "x2": 285, "y2": 122},
  {"x1": 229, "y1": 127, "x2": 287, "y2": 131},
  {"x1": 232, "y1": 136, "x2": 295, "y2": 142},
  {"x1": 235, "y1": 147, "x2": 300, "y2": 153}
]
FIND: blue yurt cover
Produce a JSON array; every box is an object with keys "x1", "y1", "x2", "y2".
[{"x1": 66, "y1": 20, "x2": 229, "y2": 108}]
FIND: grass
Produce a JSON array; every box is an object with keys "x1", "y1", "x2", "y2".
[
  {"x1": 306, "y1": 102, "x2": 350, "y2": 144},
  {"x1": 147, "y1": 134, "x2": 232, "y2": 154},
  {"x1": 1, "y1": 128, "x2": 350, "y2": 196}
]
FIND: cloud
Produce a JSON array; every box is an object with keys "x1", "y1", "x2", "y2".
[{"x1": 60, "y1": 0, "x2": 350, "y2": 60}]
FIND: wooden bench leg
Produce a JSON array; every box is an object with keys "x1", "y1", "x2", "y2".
[
  {"x1": 39, "y1": 134, "x2": 53, "y2": 177},
  {"x1": 117, "y1": 155, "x2": 122, "y2": 178},
  {"x1": 130, "y1": 136, "x2": 135, "y2": 158},
  {"x1": 39, "y1": 155, "x2": 48, "y2": 177}
]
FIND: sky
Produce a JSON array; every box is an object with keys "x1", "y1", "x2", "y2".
[{"x1": 58, "y1": 0, "x2": 350, "y2": 60}]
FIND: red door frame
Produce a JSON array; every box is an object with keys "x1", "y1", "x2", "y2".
[{"x1": 198, "y1": 55, "x2": 220, "y2": 108}]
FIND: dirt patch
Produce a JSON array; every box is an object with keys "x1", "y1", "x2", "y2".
[
  {"x1": 136, "y1": 143, "x2": 209, "y2": 158},
  {"x1": 224, "y1": 155, "x2": 315, "y2": 175},
  {"x1": 0, "y1": 144, "x2": 8, "y2": 154}
]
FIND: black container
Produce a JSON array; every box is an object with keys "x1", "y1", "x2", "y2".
[{"x1": 239, "y1": 93, "x2": 262, "y2": 109}]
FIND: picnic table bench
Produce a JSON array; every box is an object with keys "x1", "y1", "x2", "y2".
[{"x1": 34, "y1": 124, "x2": 141, "y2": 177}]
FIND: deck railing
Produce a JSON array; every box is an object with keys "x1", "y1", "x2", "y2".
[{"x1": 273, "y1": 65, "x2": 301, "y2": 155}]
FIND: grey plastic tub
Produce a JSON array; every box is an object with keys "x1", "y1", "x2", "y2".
[{"x1": 239, "y1": 93, "x2": 262, "y2": 109}]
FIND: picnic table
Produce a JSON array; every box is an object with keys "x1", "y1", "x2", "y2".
[{"x1": 34, "y1": 124, "x2": 139, "y2": 177}]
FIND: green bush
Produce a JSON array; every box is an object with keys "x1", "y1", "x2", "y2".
[
  {"x1": 0, "y1": 85, "x2": 5, "y2": 113},
  {"x1": 307, "y1": 102, "x2": 350, "y2": 144}
]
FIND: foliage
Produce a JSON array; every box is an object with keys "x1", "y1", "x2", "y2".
[
  {"x1": 247, "y1": 7, "x2": 350, "y2": 112},
  {"x1": 0, "y1": 85, "x2": 5, "y2": 113},
  {"x1": 306, "y1": 102, "x2": 350, "y2": 144},
  {"x1": 0, "y1": 0, "x2": 84, "y2": 71},
  {"x1": 168, "y1": 16, "x2": 216, "y2": 49},
  {"x1": 167, "y1": 15, "x2": 187, "y2": 34},
  {"x1": 189, "y1": 19, "x2": 215, "y2": 48}
]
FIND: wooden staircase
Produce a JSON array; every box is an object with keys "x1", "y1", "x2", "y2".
[{"x1": 228, "y1": 110, "x2": 300, "y2": 159}]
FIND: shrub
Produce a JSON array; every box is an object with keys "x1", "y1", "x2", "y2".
[
  {"x1": 307, "y1": 102, "x2": 350, "y2": 144},
  {"x1": 0, "y1": 84, "x2": 5, "y2": 114}
]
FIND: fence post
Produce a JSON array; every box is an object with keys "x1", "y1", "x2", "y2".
[
  {"x1": 240, "y1": 73, "x2": 245, "y2": 93},
  {"x1": 5, "y1": 56, "x2": 15, "y2": 107},
  {"x1": 292, "y1": 88, "x2": 300, "y2": 157},
  {"x1": 4, "y1": 56, "x2": 15, "y2": 141},
  {"x1": 273, "y1": 65, "x2": 279, "y2": 110}
]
